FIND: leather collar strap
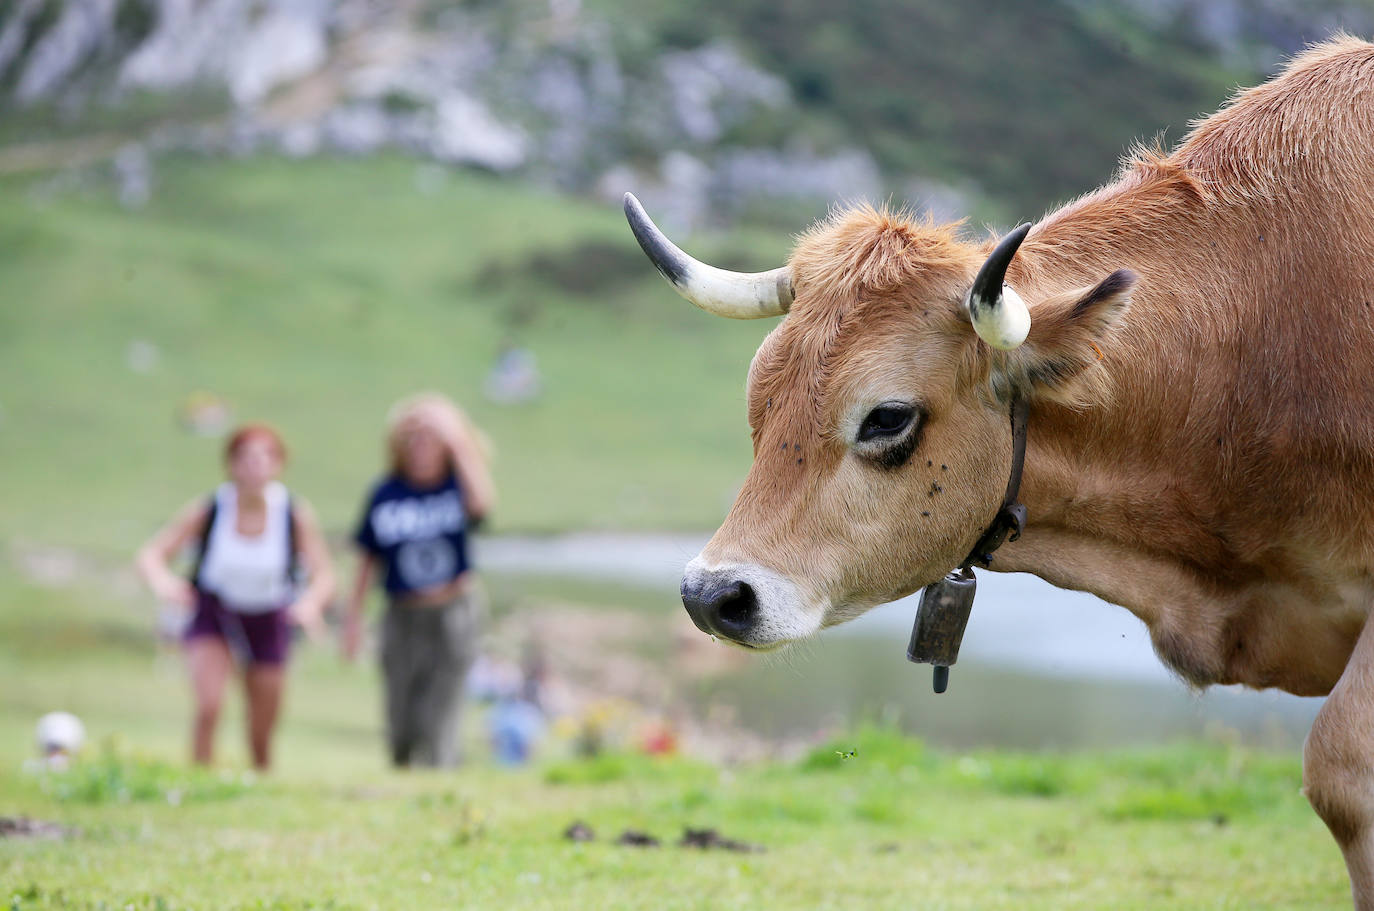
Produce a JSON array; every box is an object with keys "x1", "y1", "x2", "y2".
[
  {"x1": 961, "y1": 393, "x2": 1030, "y2": 569},
  {"x1": 906, "y1": 393, "x2": 1030, "y2": 694}
]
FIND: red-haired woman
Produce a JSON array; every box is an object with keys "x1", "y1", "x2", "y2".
[
  {"x1": 136, "y1": 425, "x2": 335, "y2": 770},
  {"x1": 344, "y1": 394, "x2": 495, "y2": 767}
]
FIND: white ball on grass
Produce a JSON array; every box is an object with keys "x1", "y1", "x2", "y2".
[{"x1": 35, "y1": 712, "x2": 85, "y2": 761}]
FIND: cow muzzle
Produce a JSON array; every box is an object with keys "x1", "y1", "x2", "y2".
[{"x1": 680, "y1": 557, "x2": 819, "y2": 648}]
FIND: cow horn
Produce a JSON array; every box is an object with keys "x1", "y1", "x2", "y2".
[
  {"x1": 966, "y1": 222, "x2": 1033, "y2": 350},
  {"x1": 623, "y1": 193, "x2": 793, "y2": 319}
]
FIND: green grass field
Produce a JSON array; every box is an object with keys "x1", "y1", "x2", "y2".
[
  {"x1": 0, "y1": 574, "x2": 1352, "y2": 910},
  {"x1": 0, "y1": 154, "x2": 790, "y2": 556}
]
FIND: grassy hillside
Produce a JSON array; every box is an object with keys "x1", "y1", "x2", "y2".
[
  {"x1": 0, "y1": 155, "x2": 791, "y2": 555},
  {"x1": 0, "y1": 575, "x2": 1352, "y2": 910}
]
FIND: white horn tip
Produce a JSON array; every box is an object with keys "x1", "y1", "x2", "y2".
[{"x1": 970, "y1": 285, "x2": 1030, "y2": 350}]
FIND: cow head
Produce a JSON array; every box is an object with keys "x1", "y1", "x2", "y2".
[{"x1": 625, "y1": 194, "x2": 1135, "y2": 649}]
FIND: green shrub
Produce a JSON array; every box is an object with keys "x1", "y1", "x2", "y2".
[
  {"x1": 800, "y1": 725, "x2": 930, "y2": 773},
  {"x1": 972, "y1": 754, "x2": 1083, "y2": 799},
  {"x1": 1104, "y1": 785, "x2": 1240, "y2": 822},
  {"x1": 542, "y1": 751, "x2": 712, "y2": 786},
  {"x1": 36, "y1": 746, "x2": 256, "y2": 805}
]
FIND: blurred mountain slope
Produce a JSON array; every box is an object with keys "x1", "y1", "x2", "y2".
[{"x1": 2, "y1": 0, "x2": 1372, "y2": 220}]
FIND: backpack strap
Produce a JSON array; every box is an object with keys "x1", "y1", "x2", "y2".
[
  {"x1": 189, "y1": 495, "x2": 218, "y2": 590},
  {"x1": 285, "y1": 495, "x2": 299, "y2": 582}
]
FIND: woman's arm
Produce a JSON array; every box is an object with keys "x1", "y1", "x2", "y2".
[
  {"x1": 287, "y1": 497, "x2": 335, "y2": 640},
  {"x1": 448, "y1": 429, "x2": 495, "y2": 521},
  {"x1": 422, "y1": 402, "x2": 495, "y2": 520},
  {"x1": 341, "y1": 552, "x2": 376, "y2": 662},
  {"x1": 134, "y1": 498, "x2": 211, "y2": 608}
]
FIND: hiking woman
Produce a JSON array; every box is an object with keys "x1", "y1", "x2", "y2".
[
  {"x1": 136, "y1": 424, "x2": 334, "y2": 770},
  {"x1": 344, "y1": 394, "x2": 495, "y2": 767}
]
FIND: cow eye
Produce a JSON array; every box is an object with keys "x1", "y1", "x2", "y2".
[{"x1": 857, "y1": 404, "x2": 916, "y2": 442}]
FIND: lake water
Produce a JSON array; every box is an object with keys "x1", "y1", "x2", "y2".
[{"x1": 476, "y1": 533, "x2": 1324, "y2": 750}]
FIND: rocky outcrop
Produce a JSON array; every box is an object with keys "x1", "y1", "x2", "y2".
[
  {"x1": 117, "y1": 0, "x2": 329, "y2": 103},
  {"x1": 0, "y1": 0, "x2": 900, "y2": 223},
  {"x1": 15, "y1": 0, "x2": 118, "y2": 103},
  {"x1": 659, "y1": 41, "x2": 789, "y2": 145},
  {"x1": 1114, "y1": 0, "x2": 1374, "y2": 67}
]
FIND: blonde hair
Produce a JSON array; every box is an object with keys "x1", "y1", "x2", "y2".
[{"x1": 384, "y1": 392, "x2": 492, "y2": 477}]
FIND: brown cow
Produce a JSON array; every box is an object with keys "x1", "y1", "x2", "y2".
[{"x1": 626, "y1": 36, "x2": 1374, "y2": 907}]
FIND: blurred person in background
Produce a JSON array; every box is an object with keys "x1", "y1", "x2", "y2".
[
  {"x1": 135, "y1": 425, "x2": 335, "y2": 771},
  {"x1": 344, "y1": 393, "x2": 495, "y2": 768}
]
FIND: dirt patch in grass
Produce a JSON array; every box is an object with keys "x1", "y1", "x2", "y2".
[{"x1": 0, "y1": 816, "x2": 77, "y2": 840}]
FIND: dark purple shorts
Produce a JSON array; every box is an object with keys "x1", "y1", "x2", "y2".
[{"x1": 185, "y1": 591, "x2": 291, "y2": 666}]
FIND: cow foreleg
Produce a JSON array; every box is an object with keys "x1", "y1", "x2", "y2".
[{"x1": 1305, "y1": 613, "x2": 1374, "y2": 910}]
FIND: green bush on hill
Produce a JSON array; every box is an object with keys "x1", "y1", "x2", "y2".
[{"x1": 599, "y1": 0, "x2": 1251, "y2": 218}]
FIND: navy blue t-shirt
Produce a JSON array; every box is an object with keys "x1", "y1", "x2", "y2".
[{"x1": 354, "y1": 473, "x2": 470, "y2": 596}]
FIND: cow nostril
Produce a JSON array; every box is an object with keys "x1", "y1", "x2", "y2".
[
  {"x1": 682, "y1": 576, "x2": 760, "y2": 640},
  {"x1": 713, "y1": 581, "x2": 757, "y2": 635}
]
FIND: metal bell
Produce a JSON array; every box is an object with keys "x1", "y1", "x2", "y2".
[{"x1": 906, "y1": 568, "x2": 977, "y2": 693}]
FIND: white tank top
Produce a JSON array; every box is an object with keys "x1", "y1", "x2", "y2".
[{"x1": 197, "y1": 481, "x2": 295, "y2": 613}]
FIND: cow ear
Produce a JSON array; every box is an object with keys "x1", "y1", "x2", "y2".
[{"x1": 989, "y1": 269, "x2": 1137, "y2": 405}]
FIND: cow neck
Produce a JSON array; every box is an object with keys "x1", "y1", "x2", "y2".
[{"x1": 962, "y1": 392, "x2": 1030, "y2": 570}]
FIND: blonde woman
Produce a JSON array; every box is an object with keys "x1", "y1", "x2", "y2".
[
  {"x1": 344, "y1": 394, "x2": 495, "y2": 767},
  {"x1": 135, "y1": 425, "x2": 334, "y2": 770}
]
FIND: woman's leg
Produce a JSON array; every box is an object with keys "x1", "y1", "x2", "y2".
[
  {"x1": 186, "y1": 636, "x2": 233, "y2": 765},
  {"x1": 244, "y1": 664, "x2": 284, "y2": 771},
  {"x1": 381, "y1": 605, "x2": 416, "y2": 766},
  {"x1": 414, "y1": 598, "x2": 477, "y2": 767}
]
